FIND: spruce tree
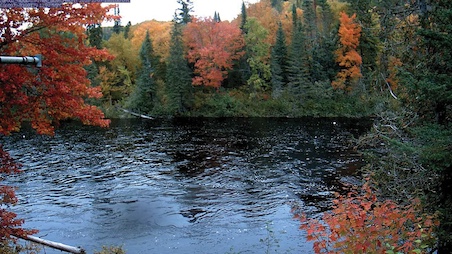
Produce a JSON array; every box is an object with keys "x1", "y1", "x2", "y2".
[
  {"x1": 270, "y1": 22, "x2": 288, "y2": 98},
  {"x1": 301, "y1": 0, "x2": 316, "y2": 41},
  {"x1": 87, "y1": 24, "x2": 103, "y2": 49},
  {"x1": 291, "y1": 3, "x2": 298, "y2": 27},
  {"x1": 317, "y1": 0, "x2": 333, "y2": 33},
  {"x1": 213, "y1": 11, "x2": 221, "y2": 22},
  {"x1": 176, "y1": 0, "x2": 193, "y2": 24},
  {"x1": 166, "y1": 23, "x2": 193, "y2": 114},
  {"x1": 271, "y1": 0, "x2": 282, "y2": 12},
  {"x1": 229, "y1": 1, "x2": 250, "y2": 88},
  {"x1": 287, "y1": 19, "x2": 310, "y2": 97},
  {"x1": 240, "y1": 1, "x2": 248, "y2": 34},
  {"x1": 123, "y1": 21, "x2": 132, "y2": 39},
  {"x1": 127, "y1": 31, "x2": 156, "y2": 114}
]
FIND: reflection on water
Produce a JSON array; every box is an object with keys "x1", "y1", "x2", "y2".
[{"x1": 2, "y1": 117, "x2": 371, "y2": 253}]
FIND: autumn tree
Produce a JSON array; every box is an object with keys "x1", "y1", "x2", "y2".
[
  {"x1": 129, "y1": 20, "x2": 171, "y2": 81},
  {"x1": 0, "y1": 3, "x2": 113, "y2": 242},
  {"x1": 347, "y1": 0, "x2": 379, "y2": 91},
  {"x1": 184, "y1": 18, "x2": 245, "y2": 89},
  {"x1": 331, "y1": 12, "x2": 362, "y2": 92},
  {"x1": 101, "y1": 32, "x2": 139, "y2": 107},
  {"x1": 298, "y1": 182, "x2": 439, "y2": 254},
  {"x1": 246, "y1": 0, "x2": 292, "y2": 46},
  {"x1": 244, "y1": 17, "x2": 271, "y2": 96}
]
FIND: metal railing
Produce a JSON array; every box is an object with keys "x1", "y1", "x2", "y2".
[{"x1": 0, "y1": 55, "x2": 42, "y2": 67}]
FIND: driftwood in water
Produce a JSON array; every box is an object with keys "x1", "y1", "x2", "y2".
[
  {"x1": 117, "y1": 107, "x2": 154, "y2": 120},
  {"x1": 14, "y1": 234, "x2": 86, "y2": 254}
]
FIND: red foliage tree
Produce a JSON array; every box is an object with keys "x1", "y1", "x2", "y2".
[
  {"x1": 0, "y1": 3, "x2": 114, "y2": 241},
  {"x1": 331, "y1": 12, "x2": 362, "y2": 92},
  {"x1": 184, "y1": 18, "x2": 245, "y2": 89},
  {"x1": 296, "y1": 182, "x2": 439, "y2": 254}
]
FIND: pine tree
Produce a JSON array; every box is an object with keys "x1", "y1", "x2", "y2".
[
  {"x1": 270, "y1": 22, "x2": 288, "y2": 98},
  {"x1": 347, "y1": 0, "x2": 379, "y2": 90},
  {"x1": 287, "y1": 18, "x2": 310, "y2": 97},
  {"x1": 240, "y1": 1, "x2": 248, "y2": 34},
  {"x1": 213, "y1": 11, "x2": 221, "y2": 22},
  {"x1": 291, "y1": 3, "x2": 298, "y2": 27},
  {"x1": 176, "y1": 0, "x2": 193, "y2": 24},
  {"x1": 123, "y1": 21, "x2": 132, "y2": 39},
  {"x1": 271, "y1": 0, "x2": 282, "y2": 12},
  {"x1": 87, "y1": 23, "x2": 103, "y2": 49},
  {"x1": 112, "y1": 6, "x2": 122, "y2": 34},
  {"x1": 415, "y1": 0, "x2": 452, "y2": 125},
  {"x1": 317, "y1": 0, "x2": 333, "y2": 33},
  {"x1": 127, "y1": 31, "x2": 156, "y2": 113},
  {"x1": 301, "y1": 0, "x2": 316, "y2": 41},
  {"x1": 166, "y1": 23, "x2": 193, "y2": 114},
  {"x1": 85, "y1": 23, "x2": 104, "y2": 92},
  {"x1": 312, "y1": 0, "x2": 337, "y2": 82}
]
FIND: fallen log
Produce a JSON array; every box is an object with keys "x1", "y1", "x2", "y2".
[
  {"x1": 117, "y1": 107, "x2": 154, "y2": 120},
  {"x1": 14, "y1": 234, "x2": 86, "y2": 254}
]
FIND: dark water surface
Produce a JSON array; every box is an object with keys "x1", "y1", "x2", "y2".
[{"x1": 2, "y1": 118, "x2": 371, "y2": 253}]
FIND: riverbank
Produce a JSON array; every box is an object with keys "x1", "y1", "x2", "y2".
[{"x1": 102, "y1": 87, "x2": 387, "y2": 119}]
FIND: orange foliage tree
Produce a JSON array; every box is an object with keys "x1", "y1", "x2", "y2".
[
  {"x1": 296, "y1": 182, "x2": 439, "y2": 254},
  {"x1": 0, "y1": 3, "x2": 113, "y2": 241},
  {"x1": 184, "y1": 18, "x2": 245, "y2": 89},
  {"x1": 244, "y1": 0, "x2": 294, "y2": 46},
  {"x1": 331, "y1": 12, "x2": 362, "y2": 92},
  {"x1": 130, "y1": 20, "x2": 172, "y2": 60}
]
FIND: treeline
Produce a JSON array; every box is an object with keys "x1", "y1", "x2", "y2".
[
  {"x1": 87, "y1": 3, "x2": 452, "y2": 251},
  {"x1": 84, "y1": 1, "x2": 452, "y2": 252},
  {"x1": 86, "y1": 0, "x2": 385, "y2": 118}
]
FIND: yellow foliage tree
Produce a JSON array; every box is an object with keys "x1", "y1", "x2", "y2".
[{"x1": 130, "y1": 20, "x2": 172, "y2": 60}]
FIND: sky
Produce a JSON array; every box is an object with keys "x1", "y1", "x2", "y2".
[{"x1": 109, "y1": 0, "x2": 260, "y2": 25}]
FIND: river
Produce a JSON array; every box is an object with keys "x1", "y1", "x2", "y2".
[{"x1": 2, "y1": 117, "x2": 371, "y2": 253}]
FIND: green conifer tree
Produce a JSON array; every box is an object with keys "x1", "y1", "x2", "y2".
[
  {"x1": 240, "y1": 1, "x2": 248, "y2": 34},
  {"x1": 123, "y1": 21, "x2": 132, "y2": 39},
  {"x1": 287, "y1": 18, "x2": 311, "y2": 97},
  {"x1": 127, "y1": 31, "x2": 156, "y2": 114},
  {"x1": 270, "y1": 22, "x2": 288, "y2": 98},
  {"x1": 301, "y1": 0, "x2": 316, "y2": 41},
  {"x1": 176, "y1": 0, "x2": 194, "y2": 24},
  {"x1": 317, "y1": 0, "x2": 333, "y2": 33},
  {"x1": 87, "y1": 23, "x2": 103, "y2": 49},
  {"x1": 166, "y1": 23, "x2": 193, "y2": 114},
  {"x1": 271, "y1": 0, "x2": 282, "y2": 12}
]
